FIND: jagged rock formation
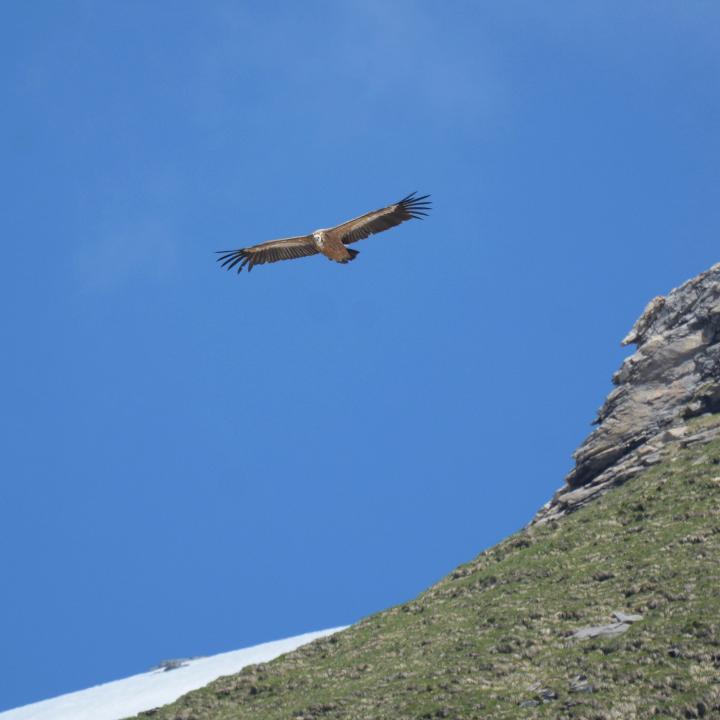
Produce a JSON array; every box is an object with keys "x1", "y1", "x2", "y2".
[{"x1": 534, "y1": 262, "x2": 720, "y2": 524}]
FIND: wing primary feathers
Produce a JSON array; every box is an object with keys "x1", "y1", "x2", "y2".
[{"x1": 400, "y1": 193, "x2": 431, "y2": 220}]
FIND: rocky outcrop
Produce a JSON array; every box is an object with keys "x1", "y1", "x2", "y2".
[
  {"x1": 571, "y1": 611, "x2": 643, "y2": 640},
  {"x1": 534, "y1": 262, "x2": 720, "y2": 524}
]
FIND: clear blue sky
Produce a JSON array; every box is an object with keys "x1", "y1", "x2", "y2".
[{"x1": 1, "y1": 1, "x2": 719, "y2": 710}]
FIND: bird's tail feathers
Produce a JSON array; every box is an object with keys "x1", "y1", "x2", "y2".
[{"x1": 339, "y1": 248, "x2": 360, "y2": 264}]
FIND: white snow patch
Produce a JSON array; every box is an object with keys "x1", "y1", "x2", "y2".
[{"x1": 1, "y1": 627, "x2": 346, "y2": 720}]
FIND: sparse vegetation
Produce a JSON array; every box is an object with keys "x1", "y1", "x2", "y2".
[{"x1": 130, "y1": 429, "x2": 720, "y2": 720}]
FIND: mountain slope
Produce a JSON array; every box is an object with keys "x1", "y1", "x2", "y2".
[{"x1": 129, "y1": 418, "x2": 720, "y2": 719}]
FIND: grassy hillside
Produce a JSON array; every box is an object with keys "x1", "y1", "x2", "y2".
[{"x1": 134, "y1": 421, "x2": 720, "y2": 720}]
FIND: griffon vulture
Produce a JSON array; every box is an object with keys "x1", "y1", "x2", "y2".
[{"x1": 216, "y1": 192, "x2": 431, "y2": 273}]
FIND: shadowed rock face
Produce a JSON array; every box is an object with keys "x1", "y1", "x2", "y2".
[{"x1": 534, "y1": 262, "x2": 720, "y2": 524}]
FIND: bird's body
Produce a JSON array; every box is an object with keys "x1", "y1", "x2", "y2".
[
  {"x1": 216, "y1": 192, "x2": 430, "y2": 273},
  {"x1": 311, "y1": 230, "x2": 357, "y2": 263}
]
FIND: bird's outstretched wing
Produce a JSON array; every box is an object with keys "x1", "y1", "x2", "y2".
[
  {"x1": 330, "y1": 192, "x2": 431, "y2": 245},
  {"x1": 216, "y1": 235, "x2": 318, "y2": 273}
]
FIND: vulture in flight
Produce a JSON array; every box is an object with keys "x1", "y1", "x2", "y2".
[{"x1": 216, "y1": 192, "x2": 431, "y2": 273}]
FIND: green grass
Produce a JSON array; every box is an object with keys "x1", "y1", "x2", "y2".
[{"x1": 132, "y1": 430, "x2": 720, "y2": 720}]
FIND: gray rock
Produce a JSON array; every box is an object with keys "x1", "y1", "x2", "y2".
[
  {"x1": 534, "y1": 263, "x2": 720, "y2": 525},
  {"x1": 611, "y1": 611, "x2": 642, "y2": 624},
  {"x1": 518, "y1": 699, "x2": 540, "y2": 707},
  {"x1": 571, "y1": 622, "x2": 631, "y2": 639},
  {"x1": 152, "y1": 658, "x2": 191, "y2": 672},
  {"x1": 538, "y1": 688, "x2": 557, "y2": 702},
  {"x1": 569, "y1": 674, "x2": 594, "y2": 693}
]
